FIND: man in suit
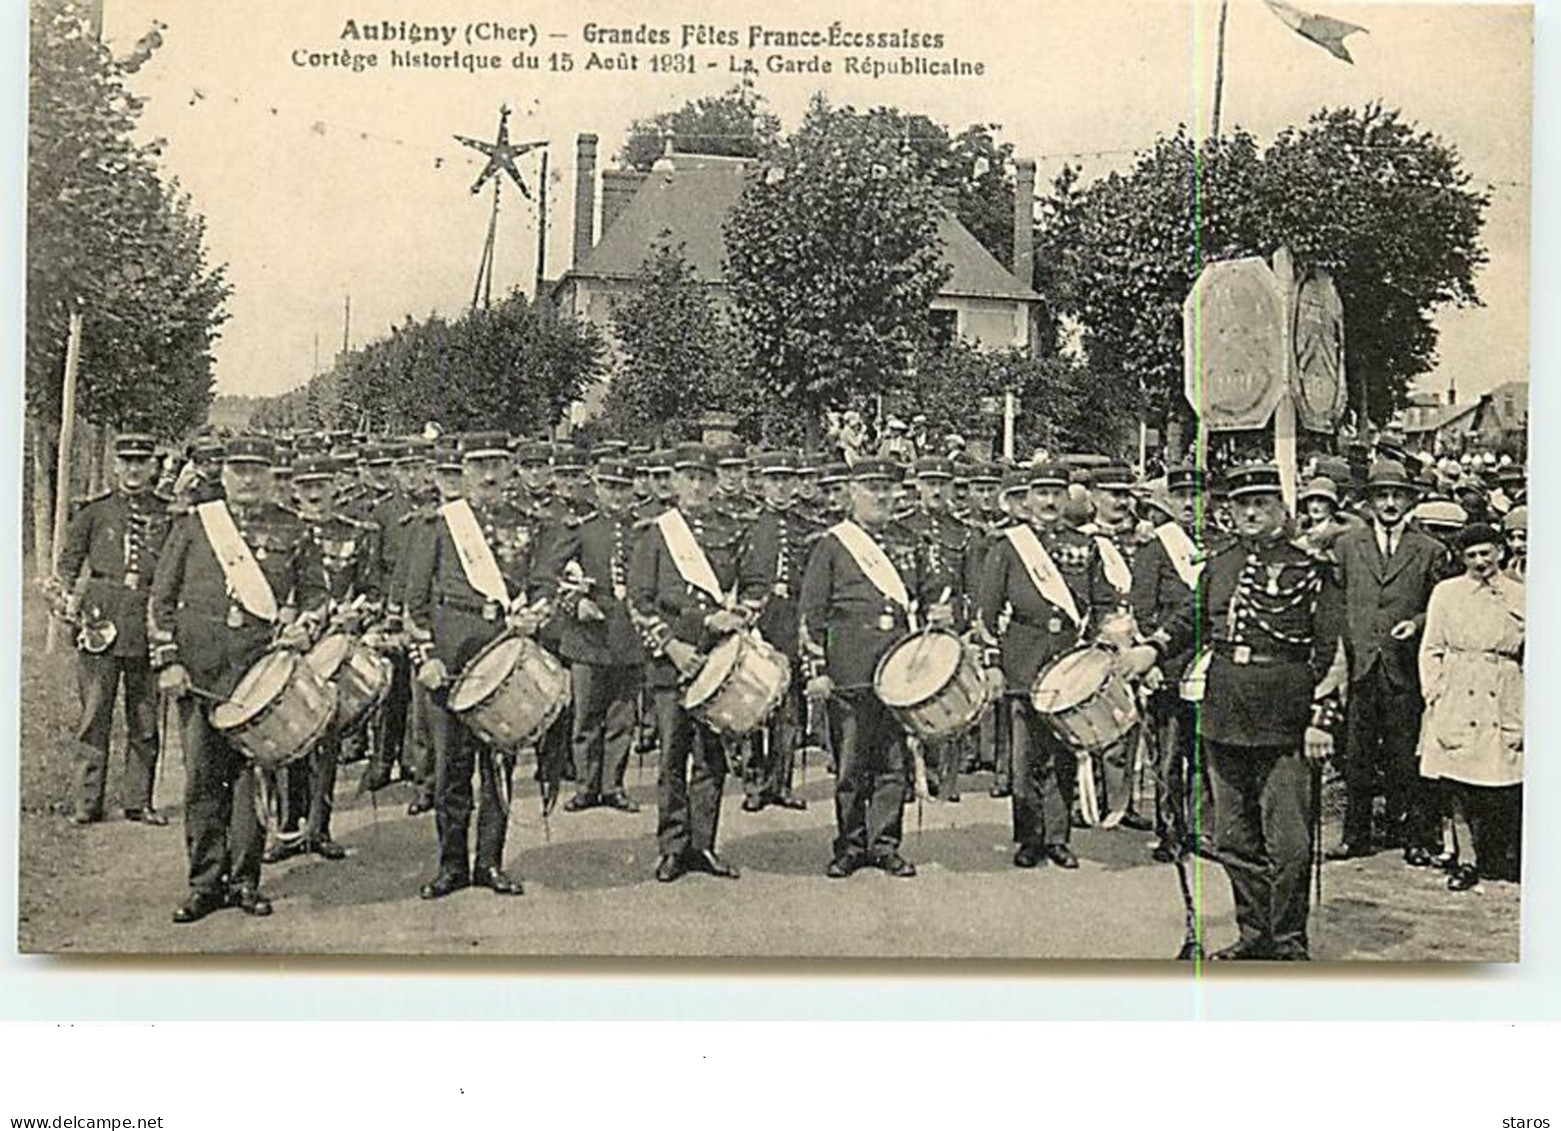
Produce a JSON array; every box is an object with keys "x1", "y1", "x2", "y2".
[
  {"x1": 51, "y1": 433, "x2": 174, "y2": 826},
  {"x1": 149, "y1": 436, "x2": 329, "y2": 922},
  {"x1": 550, "y1": 457, "x2": 646, "y2": 814},
  {"x1": 1328, "y1": 459, "x2": 1448, "y2": 863},
  {"x1": 402, "y1": 432, "x2": 549, "y2": 900},
  {"x1": 976, "y1": 462, "x2": 1116, "y2": 869},
  {"x1": 627, "y1": 442, "x2": 757, "y2": 883},
  {"x1": 799, "y1": 458, "x2": 958, "y2": 879},
  {"x1": 1146, "y1": 464, "x2": 1344, "y2": 960}
]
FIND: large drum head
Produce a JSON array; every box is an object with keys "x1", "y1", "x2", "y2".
[
  {"x1": 450, "y1": 636, "x2": 525, "y2": 713},
  {"x1": 211, "y1": 651, "x2": 295, "y2": 731},
  {"x1": 876, "y1": 632, "x2": 962, "y2": 708},
  {"x1": 683, "y1": 634, "x2": 743, "y2": 709},
  {"x1": 1033, "y1": 648, "x2": 1113, "y2": 714},
  {"x1": 305, "y1": 633, "x2": 352, "y2": 681}
]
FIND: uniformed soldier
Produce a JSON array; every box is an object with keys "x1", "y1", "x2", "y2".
[
  {"x1": 713, "y1": 441, "x2": 760, "y2": 523},
  {"x1": 550, "y1": 458, "x2": 646, "y2": 814},
  {"x1": 976, "y1": 462, "x2": 1118, "y2": 869},
  {"x1": 1150, "y1": 463, "x2": 1345, "y2": 960},
  {"x1": 737, "y1": 450, "x2": 816, "y2": 813},
  {"x1": 899, "y1": 455, "x2": 974, "y2": 801},
  {"x1": 1130, "y1": 464, "x2": 1222, "y2": 862},
  {"x1": 51, "y1": 433, "x2": 174, "y2": 826},
  {"x1": 964, "y1": 463, "x2": 1009, "y2": 784},
  {"x1": 627, "y1": 441, "x2": 757, "y2": 883},
  {"x1": 1079, "y1": 463, "x2": 1154, "y2": 831},
  {"x1": 981, "y1": 466, "x2": 1034, "y2": 799},
  {"x1": 149, "y1": 435, "x2": 329, "y2": 922},
  {"x1": 265, "y1": 454, "x2": 381, "y2": 863},
  {"x1": 403, "y1": 432, "x2": 549, "y2": 899},
  {"x1": 800, "y1": 457, "x2": 959, "y2": 879},
  {"x1": 170, "y1": 433, "x2": 227, "y2": 512}
]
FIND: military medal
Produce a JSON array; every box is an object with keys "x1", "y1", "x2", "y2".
[
  {"x1": 227, "y1": 604, "x2": 245, "y2": 629},
  {"x1": 613, "y1": 583, "x2": 627, "y2": 601}
]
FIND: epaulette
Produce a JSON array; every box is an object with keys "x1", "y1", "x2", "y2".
[
  {"x1": 632, "y1": 514, "x2": 659, "y2": 531},
  {"x1": 74, "y1": 490, "x2": 113, "y2": 510},
  {"x1": 568, "y1": 510, "x2": 599, "y2": 527}
]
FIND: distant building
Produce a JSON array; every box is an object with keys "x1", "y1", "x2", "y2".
[
  {"x1": 1396, "y1": 379, "x2": 1527, "y2": 455},
  {"x1": 555, "y1": 134, "x2": 1042, "y2": 419}
]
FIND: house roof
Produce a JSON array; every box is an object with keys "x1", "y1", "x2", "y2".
[
  {"x1": 567, "y1": 152, "x2": 1039, "y2": 304},
  {"x1": 1401, "y1": 399, "x2": 1479, "y2": 434}
]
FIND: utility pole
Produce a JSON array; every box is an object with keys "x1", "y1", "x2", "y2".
[{"x1": 1210, "y1": 0, "x2": 1230, "y2": 139}]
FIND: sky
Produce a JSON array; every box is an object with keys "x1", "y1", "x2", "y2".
[{"x1": 97, "y1": 0, "x2": 1533, "y2": 403}]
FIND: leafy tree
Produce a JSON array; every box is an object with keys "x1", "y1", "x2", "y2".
[
  {"x1": 603, "y1": 239, "x2": 738, "y2": 444},
  {"x1": 618, "y1": 83, "x2": 781, "y2": 171},
  {"x1": 1036, "y1": 105, "x2": 1488, "y2": 435},
  {"x1": 725, "y1": 95, "x2": 950, "y2": 444}
]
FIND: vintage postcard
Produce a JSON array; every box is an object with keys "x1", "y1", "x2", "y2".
[{"x1": 18, "y1": 0, "x2": 1531, "y2": 960}]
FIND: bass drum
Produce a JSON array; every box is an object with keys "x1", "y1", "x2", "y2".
[
  {"x1": 448, "y1": 634, "x2": 571, "y2": 752},
  {"x1": 306, "y1": 633, "x2": 392, "y2": 735},
  {"x1": 1030, "y1": 646, "x2": 1138, "y2": 752},
  {"x1": 209, "y1": 650, "x2": 338, "y2": 770},
  {"x1": 873, "y1": 629, "x2": 991, "y2": 742},
  {"x1": 683, "y1": 632, "x2": 790, "y2": 737}
]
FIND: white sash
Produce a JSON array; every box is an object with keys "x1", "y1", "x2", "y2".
[
  {"x1": 439, "y1": 499, "x2": 510, "y2": 607},
  {"x1": 196, "y1": 500, "x2": 279, "y2": 622},
  {"x1": 657, "y1": 509, "x2": 725, "y2": 603},
  {"x1": 1005, "y1": 525, "x2": 1082, "y2": 628},
  {"x1": 1090, "y1": 533, "x2": 1133, "y2": 595},
  {"x1": 829, "y1": 520, "x2": 910, "y2": 609},
  {"x1": 1155, "y1": 521, "x2": 1203, "y2": 590}
]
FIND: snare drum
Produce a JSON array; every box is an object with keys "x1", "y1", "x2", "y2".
[
  {"x1": 209, "y1": 650, "x2": 338, "y2": 770},
  {"x1": 306, "y1": 633, "x2": 393, "y2": 734},
  {"x1": 682, "y1": 632, "x2": 790, "y2": 737},
  {"x1": 1030, "y1": 647, "x2": 1138, "y2": 752},
  {"x1": 448, "y1": 634, "x2": 572, "y2": 751},
  {"x1": 873, "y1": 629, "x2": 991, "y2": 742}
]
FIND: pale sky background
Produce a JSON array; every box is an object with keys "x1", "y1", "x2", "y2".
[{"x1": 99, "y1": 0, "x2": 1533, "y2": 403}]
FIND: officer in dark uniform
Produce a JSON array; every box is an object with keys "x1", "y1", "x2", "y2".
[
  {"x1": 899, "y1": 455, "x2": 974, "y2": 801},
  {"x1": 360, "y1": 440, "x2": 422, "y2": 794},
  {"x1": 800, "y1": 458, "x2": 958, "y2": 879},
  {"x1": 550, "y1": 457, "x2": 646, "y2": 813},
  {"x1": 1154, "y1": 463, "x2": 1344, "y2": 960},
  {"x1": 265, "y1": 454, "x2": 381, "y2": 862},
  {"x1": 1130, "y1": 464, "x2": 1222, "y2": 861},
  {"x1": 964, "y1": 463, "x2": 1008, "y2": 783},
  {"x1": 403, "y1": 432, "x2": 547, "y2": 899},
  {"x1": 149, "y1": 435, "x2": 329, "y2": 922},
  {"x1": 713, "y1": 441, "x2": 760, "y2": 523},
  {"x1": 981, "y1": 466, "x2": 1035, "y2": 800},
  {"x1": 52, "y1": 433, "x2": 174, "y2": 826},
  {"x1": 627, "y1": 442, "x2": 756, "y2": 883},
  {"x1": 738, "y1": 450, "x2": 816, "y2": 812},
  {"x1": 976, "y1": 462, "x2": 1117, "y2": 869}
]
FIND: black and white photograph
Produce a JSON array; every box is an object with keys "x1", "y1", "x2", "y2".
[{"x1": 17, "y1": 0, "x2": 1533, "y2": 962}]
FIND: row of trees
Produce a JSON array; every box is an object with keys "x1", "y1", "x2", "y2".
[
  {"x1": 28, "y1": 0, "x2": 230, "y2": 561},
  {"x1": 253, "y1": 292, "x2": 608, "y2": 437}
]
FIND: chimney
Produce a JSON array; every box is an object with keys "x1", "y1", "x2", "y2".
[
  {"x1": 572, "y1": 133, "x2": 598, "y2": 268},
  {"x1": 1012, "y1": 158, "x2": 1036, "y2": 286},
  {"x1": 600, "y1": 169, "x2": 648, "y2": 241}
]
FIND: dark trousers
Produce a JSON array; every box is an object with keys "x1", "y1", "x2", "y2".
[
  {"x1": 1443, "y1": 779, "x2": 1523, "y2": 877},
  {"x1": 73, "y1": 651, "x2": 158, "y2": 817},
  {"x1": 373, "y1": 652, "x2": 413, "y2": 776},
  {"x1": 1344, "y1": 666, "x2": 1431, "y2": 848},
  {"x1": 408, "y1": 681, "x2": 435, "y2": 799},
  {"x1": 653, "y1": 688, "x2": 727, "y2": 858},
  {"x1": 279, "y1": 735, "x2": 338, "y2": 842},
  {"x1": 571, "y1": 662, "x2": 639, "y2": 800},
  {"x1": 1207, "y1": 741, "x2": 1313, "y2": 954},
  {"x1": 1011, "y1": 700, "x2": 1076, "y2": 847},
  {"x1": 983, "y1": 699, "x2": 1012, "y2": 789},
  {"x1": 1152, "y1": 699, "x2": 1217, "y2": 849},
  {"x1": 746, "y1": 673, "x2": 801, "y2": 803},
  {"x1": 180, "y1": 700, "x2": 264, "y2": 894},
  {"x1": 430, "y1": 699, "x2": 513, "y2": 879},
  {"x1": 827, "y1": 689, "x2": 907, "y2": 859}
]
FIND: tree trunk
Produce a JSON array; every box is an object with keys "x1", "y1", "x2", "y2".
[{"x1": 30, "y1": 414, "x2": 56, "y2": 576}]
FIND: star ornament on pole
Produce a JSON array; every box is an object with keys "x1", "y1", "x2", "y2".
[{"x1": 454, "y1": 105, "x2": 548, "y2": 197}]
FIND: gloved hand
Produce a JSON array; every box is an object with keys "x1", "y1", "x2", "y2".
[
  {"x1": 1304, "y1": 726, "x2": 1334, "y2": 764},
  {"x1": 275, "y1": 621, "x2": 312, "y2": 652},
  {"x1": 703, "y1": 609, "x2": 747, "y2": 635},
  {"x1": 983, "y1": 667, "x2": 1005, "y2": 698},
  {"x1": 664, "y1": 639, "x2": 705, "y2": 680},
  {"x1": 1142, "y1": 666, "x2": 1166, "y2": 692},
  {"x1": 417, "y1": 658, "x2": 450, "y2": 691},
  {"x1": 506, "y1": 605, "x2": 547, "y2": 636},
  {"x1": 157, "y1": 663, "x2": 191, "y2": 697},
  {"x1": 805, "y1": 674, "x2": 835, "y2": 701},
  {"x1": 575, "y1": 597, "x2": 606, "y2": 622},
  {"x1": 1117, "y1": 644, "x2": 1160, "y2": 679},
  {"x1": 926, "y1": 603, "x2": 955, "y2": 629}
]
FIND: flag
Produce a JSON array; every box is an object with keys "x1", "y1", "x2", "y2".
[{"x1": 1262, "y1": 0, "x2": 1368, "y2": 63}]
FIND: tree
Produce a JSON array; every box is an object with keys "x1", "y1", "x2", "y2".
[
  {"x1": 618, "y1": 83, "x2": 781, "y2": 171},
  {"x1": 1036, "y1": 105, "x2": 1489, "y2": 437},
  {"x1": 603, "y1": 239, "x2": 738, "y2": 444},
  {"x1": 725, "y1": 95, "x2": 951, "y2": 444},
  {"x1": 27, "y1": 0, "x2": 229, "y2": 560}
]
